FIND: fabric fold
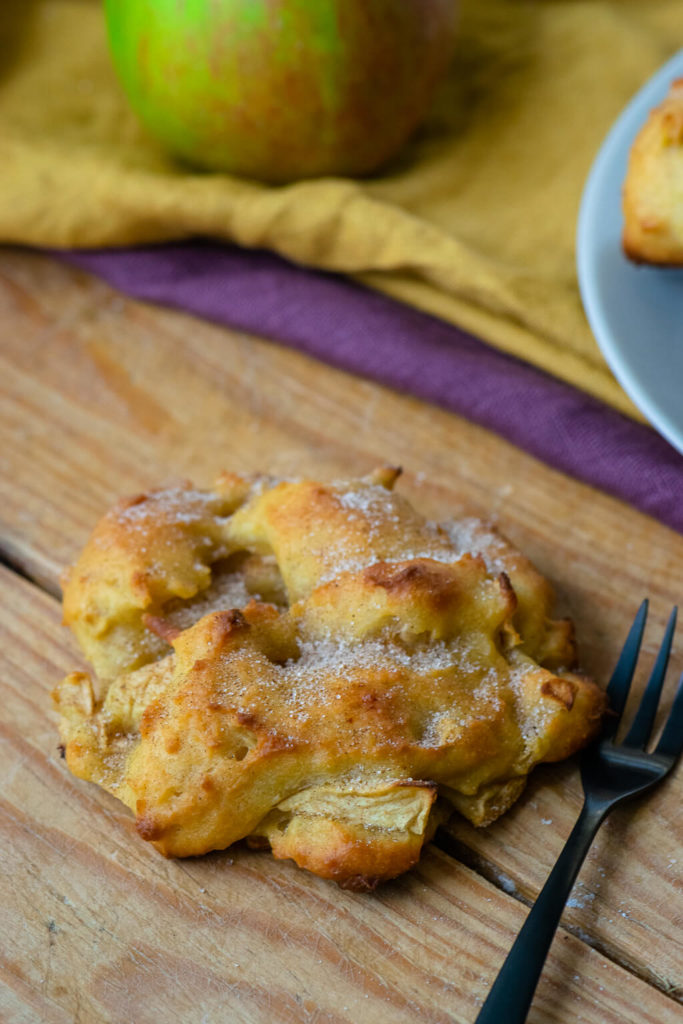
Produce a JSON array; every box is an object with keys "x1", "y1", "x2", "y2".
[
  {"x1": 1, "y1": 1, "x2": 681, "y2": 414},
  {"x1": 57, "y1": 242, "x2": 683, "y2": 535}
]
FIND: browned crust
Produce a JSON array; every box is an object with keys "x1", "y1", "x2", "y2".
[
  {"x1": 142, "y1": 614, "x2": 182, "y2": 644},
  {"x1": 540, "y1": 676, "x2": 577, "y2": 711}
]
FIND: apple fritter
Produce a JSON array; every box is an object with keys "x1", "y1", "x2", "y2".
[
  {"x1": 623, "y1": 77, "x2": 683, "y2": 265},
  {"x1": 55, "y1": 469, "x2": 604, "y2": 889}
]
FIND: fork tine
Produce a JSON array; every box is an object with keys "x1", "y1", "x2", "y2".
[
  {"x1": 623, "y1": 607, "x2": 677, "y2": 748},
  {"x1": 603, "y1": 600, "x2": 648, "y2": 738},
  {"x1": 654, "y1": 671, "x2": 683, "y2": 759}
]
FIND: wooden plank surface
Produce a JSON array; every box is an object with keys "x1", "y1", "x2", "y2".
[
  {"x1": 1, "y1": 248, "x2": 682, "y2": 1020},
  {"x1": 1, "y1": 564, "x2": 680, "y2": 1024}
]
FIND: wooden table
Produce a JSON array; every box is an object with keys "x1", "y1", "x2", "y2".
[{"x1": 1, "y1": 248, "x2": 681, "y2": 1024}]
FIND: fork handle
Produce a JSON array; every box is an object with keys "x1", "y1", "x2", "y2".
[{"x1": 474, "y1": 800, "x2": 608, "y2": 1024}]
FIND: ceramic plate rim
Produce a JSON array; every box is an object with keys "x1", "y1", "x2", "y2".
[{"x1": 577, "y1": 49, "x2": 683, "y2": 454}]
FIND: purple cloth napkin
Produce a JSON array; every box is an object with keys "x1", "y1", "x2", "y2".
[{"x1": 56, "y1": 241, "x2": 683, "y2": 534}]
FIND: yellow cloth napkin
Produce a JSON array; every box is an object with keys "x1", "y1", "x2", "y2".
[{"x1": 1, "y1": 0, "x2": 680, "y2": 418}]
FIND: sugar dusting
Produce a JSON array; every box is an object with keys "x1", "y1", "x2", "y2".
[
  {"x1": 119, "y1": 483, "x2": 525, "y2": 745},
  {"x1": 163, "y1": 566, "x2": 255, "y2": 632},
  {"x1": 114, "y1": 487, "x2": 229, "y2": 528},
  {"x1": 439, "y1": 518, "x2": 510, "y2": 575},
  {"x1": 85, "y1": 478, "x2": 544, "y2": 782}
]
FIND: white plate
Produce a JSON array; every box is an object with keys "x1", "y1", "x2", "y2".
[{"x1": 577, "y1": 49, "x2": 683, "y2": 454}]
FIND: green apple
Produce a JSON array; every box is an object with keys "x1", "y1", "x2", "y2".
[{"x1": 104, "y1": 0, "x2": 458, "y2": 182}]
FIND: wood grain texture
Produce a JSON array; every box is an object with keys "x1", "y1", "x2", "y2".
[
  {"x1": 0, "y1": 248, "x2": 681, "y2": 1018},
  {"x1": 1, "y1": 565, "x2": 680, "y2": 1024}
]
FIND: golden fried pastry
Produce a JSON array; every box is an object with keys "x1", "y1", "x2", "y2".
[
  {"x1": 55, "y1": 468, "x2": 604, "y2": 889},
  {"x1": 623, "y1": 77, "x2": 683, "y2": 264}
]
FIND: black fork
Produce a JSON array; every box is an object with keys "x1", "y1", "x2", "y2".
[{"x1": 475, "y1": 601, "x2": 683, "y2": 1024}]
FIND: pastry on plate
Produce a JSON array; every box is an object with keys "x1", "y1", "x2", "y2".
[
  {"x1": 623, "y1": 77, "x2": 683, "y2": 264},
  {"x1": 54, "y1": 468, "x2": 604, "y2": 889}
]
